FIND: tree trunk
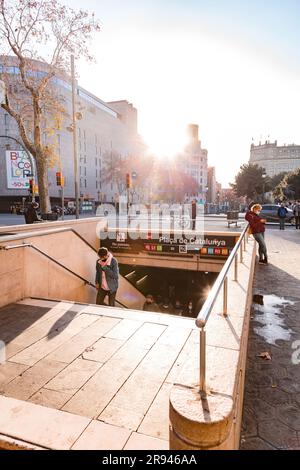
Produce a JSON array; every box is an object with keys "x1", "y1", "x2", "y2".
[{"x1": 35, "y1": 153, "x2": 51, "y2": 213}]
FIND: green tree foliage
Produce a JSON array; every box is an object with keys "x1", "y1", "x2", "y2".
[
  {"x1": 273, "y1": 169, "x2": 300, "y2": 201},
  {"x1": 231, "y1": 163, "x2": 270, "y2": 201}
]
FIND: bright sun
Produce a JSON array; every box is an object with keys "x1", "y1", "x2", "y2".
[{"x1": 142, "y1": 120, "x2": 188, "y2": 159}]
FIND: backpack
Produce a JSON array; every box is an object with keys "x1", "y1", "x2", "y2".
[{"x1": 278, "y1": 207, "x2": 287, "y2": 218}]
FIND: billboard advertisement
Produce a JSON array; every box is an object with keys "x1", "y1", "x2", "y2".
[{"x1": 5, "y1": 150, "x2": 34, "y2": 190}]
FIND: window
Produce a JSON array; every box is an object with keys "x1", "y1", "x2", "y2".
[
  {"x1": 84, "y1": 167, "x2": 87, "y2": 176},
  {"x1": 95, "y1": 157, "x2": 97, "y2": 166},
  {"x1": 84, "y1": 179, "x2": 87, "y2": 188},
  {"x1": 96, "y1": 169, "x2": 98, "y2": 178},
  {"x1": 96, "y1": 181, "x2": 98, "y2": 189}
]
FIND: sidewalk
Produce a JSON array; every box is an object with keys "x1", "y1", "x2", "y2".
[{"x1": 241, "y1": 227, "x2": 300, "y2": 450}]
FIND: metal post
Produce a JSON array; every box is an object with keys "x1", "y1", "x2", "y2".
[
  {"x1": 243, "y1": 234, "x2": 246, "y2": 251},
  {"x1": 240, "y1": 242, "x2": 243, "y2": 263},
  {"x1": 200, "y1": 327, "x2": 206, "y2": 393},
  {"x1": 71, "y1": 55, "x2": 79, "y2": 219},
  {"x1": 234, "y1": 254, "x2": 238, "y2": 281},
  {"x1": 61, "y1": 185, "x2": 64, "y2": 221},
  {"x1": 223, "y1": 276, "x2": 228, "y2": 316}
]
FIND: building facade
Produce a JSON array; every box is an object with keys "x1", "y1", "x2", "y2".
[
  {"x1": 250, "y1": 140, "x2": 300, "y2": 177},
  {"x1": 182, "y1": 124, "x2": 208, "y2": 202},
  {"x1": 0, "y1": 57, "x2": 145, "y2": 211},
  {"x1": 207, "y1": 166, "x2": 217, "y2": 204}
]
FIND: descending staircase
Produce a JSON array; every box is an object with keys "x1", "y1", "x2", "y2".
[{"x1": 0, "y1": 297, "x2": 197, "y2": 450}]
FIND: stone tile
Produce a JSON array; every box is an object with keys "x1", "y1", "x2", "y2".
[
  {"x1": 258, "y1": 420, "x2": 299, "y2": 449},
  {"x1": 99, "y1": 405, "x2": 144, "y2": 432},
  {"x1": 2, "y1": 358, "x2": 67, "y2": 401},
  {"x1": 101, "y1": 327, "x2": 191, "y2": 423},
  {"x1": 0, "y1": 395, "x2": 91, "y2": 450},
  {"x1": 124, "y1": 432, "x2": 168, "y2": 450},
  {"x1": 62, "y1": 343, "x2": 149, "y2": 419},
  {"x1": 276, "y1": 404, "x2": 300, "y2": 431},
  {"x1": 241, "y1": 408, "x2": 258, "y2": 437},
  {"x1": 48, "y1": 316, "x2": 120, "y2": 363},
  {"x1": 72, "y1": 420, "x2": 131, "y2": 450},
  {"x1": 258, "y1": 387, "x2": 291, "y2": 406},
  {"x1": 46, "y1": 358, "x2": 102, "y2": 394},
  {"x1": 0, "y1": 362, "x2": 29, "y2": 390},
  {"x1": 104, "y1": 319, "x2": 142, "y2": 340},
  {"x1": 138, "y1": 383, "x2": 173, "y2": 440},
  {"x1": 9, "y1": 313, "x2": 98, "y2": 366},
  {"x1": 241, "y1": 436, "x2": 276, "y2": 450},
  {"x1": 83, "y1": 337, "x2": 124, "y2": 363},
  {"x1": 29, "y1": 388, "x2": 72, "y2": 409}
]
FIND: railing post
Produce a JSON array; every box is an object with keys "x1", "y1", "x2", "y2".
[
  {"x1": 234, "y1": 254, "x2": 238, "y2": 281},
  {"x1": 240, "y1": 242, "x2": 243, "y2": 263},
  {"x1": 223, "y1": 276, "x2": 228, "y2": 316},
  {"x1": 243, "y1": 233, "x2": 246, "y2": 251},
  {"x1": 200, "y1": 327, "x2": 206, "y2": 393}
]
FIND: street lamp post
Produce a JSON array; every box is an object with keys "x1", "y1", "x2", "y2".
[
  {"x1": 262, "y1": 168, "x2": 267, "y2": 204},
  {"x1": 71, "y1": 55, "x2": 79, "y2": 219}
]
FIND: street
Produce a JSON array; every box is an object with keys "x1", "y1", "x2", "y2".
[{"x1": 0, "y1": 212, "x2": 294, "y2": 233}]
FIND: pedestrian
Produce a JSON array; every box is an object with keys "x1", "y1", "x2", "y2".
[
  {"x1": 160, "y1": 297, "x2": 173, "y2": 314},
  {"x1": 95, "y1": 247, "x2": 119, "y2": 307},
  {"x1": 183, "y1": 300, "x2": 195, "y2": 317},
  {"x1": 277, "y1": 203, "x2": 288, "y2": 230},
  {"x1": 245, "y1": 204, "x2": 268, "y2": 264},
  {"x1": 143, "y1": 294, "x2": 160, "y2": 312},
  {"x1": 24, "y1": 202, "x2": 42, "y2": 224},
  {"x1": 191, "y1": 199, "x2": 197, "y2": 230},
  {"x1": 293, "y1": 200, "x2": 300, "y2": 229},
  {"x1": 173, "y1": 299, "x2": 184, "y2": 316}
]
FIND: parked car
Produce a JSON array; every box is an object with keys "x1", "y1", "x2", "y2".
[{"x1": 260, "y1": 204, "x2": 295, "y2": 224}]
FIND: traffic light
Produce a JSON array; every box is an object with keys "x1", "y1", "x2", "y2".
[
  {"x1": 29, "y1": 178, "x2": 34, "y2": 194},
  {"x1": 56, "y1": 172, "x2": 62, "y2": 186},
  {"x1": 126, "y1": 173, "x2": 131, "y2": 189}
]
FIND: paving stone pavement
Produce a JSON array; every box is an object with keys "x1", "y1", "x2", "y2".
[{"x1": 241, "y1": 227, "x2": 300, "y2": 450}]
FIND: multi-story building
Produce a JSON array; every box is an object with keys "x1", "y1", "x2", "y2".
[
  {"x1": 182, "y1": 124, "x2": 208, "y2": 203},
  {"x1": 207, "y1": 166, "x2": 217, "y2": 204},
  {"x1": 250, "y1": 140, "x2": 300, "y2": 177},
  {"x1": 0, "y1": 56, "x2": 145, "y2": 211}
]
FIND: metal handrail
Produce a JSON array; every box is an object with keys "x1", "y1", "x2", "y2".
[
  {"x1": 195, "y1": 223, "x2": 249, "y2": 393},
  {"x1": 0, "y1": 242, "x2": 128, "y2": 309}
]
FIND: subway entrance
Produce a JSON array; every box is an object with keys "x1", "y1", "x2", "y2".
[{"x1": 119, "y1": 264, "x2": 218, "y2": 318}]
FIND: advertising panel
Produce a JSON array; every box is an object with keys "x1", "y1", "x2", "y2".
[{"x1": 6, "y1": 150, "x2": 33, "y2": 189}]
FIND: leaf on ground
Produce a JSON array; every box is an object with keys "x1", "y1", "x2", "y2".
[
  {"x1": 84, "y1": 347, "x2": 95, "y2": 352},
  {"x1": 258, "y1": 351, "x2": 272, "y2": 360}
]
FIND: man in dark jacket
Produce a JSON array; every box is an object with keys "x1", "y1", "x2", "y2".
[
  {"x1": 95, "y1": 247, "x2": 119, "y2": 306},
  {"x1": 245, "y1": 204, "x2": 268, "y2": 264},
  {"x1": 24, "y1": 202, "x2": 42, "y2": 224},
  {"x1": 277, "y1": 203, "x2": 288, "y2": 230}
]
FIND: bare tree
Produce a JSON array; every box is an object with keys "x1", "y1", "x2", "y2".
[{"x1": 0, "y1": 0, "x2": 100, "y2": 212}]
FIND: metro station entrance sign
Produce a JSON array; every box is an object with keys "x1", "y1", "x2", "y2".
[{"x1": 101, "y1": 232, "x2": 238, "y2": 260}]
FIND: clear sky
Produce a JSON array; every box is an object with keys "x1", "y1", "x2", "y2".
[{"x1": 65, "y1": 0, "x2": 300, "y2": 187}]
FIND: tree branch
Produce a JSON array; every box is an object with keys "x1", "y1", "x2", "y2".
[{"x1": 1, "y1": 98, "x2": 36, "y2": 158}]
